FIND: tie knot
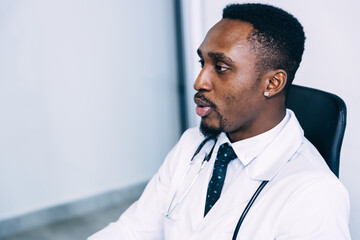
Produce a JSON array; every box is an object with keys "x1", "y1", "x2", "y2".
[{"x1": 215, "y1": 143, "x2": 237, "y2": 165}]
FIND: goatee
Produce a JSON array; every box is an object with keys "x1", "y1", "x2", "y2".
[{"x1": 199, "y1": 120, "x2": 222, "y2": 139}]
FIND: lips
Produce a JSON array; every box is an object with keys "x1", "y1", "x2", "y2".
[{"x1": 194, "y1": 97, "x2": 213, "y2": 117}]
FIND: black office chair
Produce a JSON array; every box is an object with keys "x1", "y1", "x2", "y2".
[{"x1": 286, "y1": 84, "x2": 347, "y2": 177}]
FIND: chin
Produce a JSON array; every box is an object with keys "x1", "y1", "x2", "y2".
[{"x1": 200, "y1": 121, "x2": 222, "y2": 139}]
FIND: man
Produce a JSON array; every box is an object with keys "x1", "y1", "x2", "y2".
[{"x1": 89, "y1": 3, "x2": 350, "y2": 239}]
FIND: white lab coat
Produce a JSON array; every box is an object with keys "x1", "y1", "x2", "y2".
[{"x1": 89, "y1": 110, "x2": 351, "y2": 240}]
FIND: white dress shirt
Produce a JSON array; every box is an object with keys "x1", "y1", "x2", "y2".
[{"x1": 88, "y1": 109, "x2": 351, "y2": 240}]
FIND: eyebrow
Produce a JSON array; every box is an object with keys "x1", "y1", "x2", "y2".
[
  {"x1": 208, "y1": 52, "x2": 234, "y2": 63},
  {"x1": 197, "y1": 49, "x2": 234, "y2": 64}
]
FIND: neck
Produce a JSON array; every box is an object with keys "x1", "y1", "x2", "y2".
[{"x1": 227, "y1": 108, "x2": 286, "y2": 143}]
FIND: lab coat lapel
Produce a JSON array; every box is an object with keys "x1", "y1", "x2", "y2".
[{"x1": 195, "y1": 167, "x2": 260, "y2": 231}]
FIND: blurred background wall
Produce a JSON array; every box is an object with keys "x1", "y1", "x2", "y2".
[
  {"x1": 181, "y1": 0, "x2": 360, "y2": 238},
  {"x1": 0, "y1": 0, "x2": 181, "y2": 233}
]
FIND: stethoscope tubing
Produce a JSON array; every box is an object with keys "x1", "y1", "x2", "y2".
[
  {"x1": 232, "y1": 180, "x2": 269, "y2": 240},
  {"x1": 166, "y1": 137, "x2": 217, "y2": 217},
  {"x1": 166, "y1": 160, "x2": 208, "y2": 217}
]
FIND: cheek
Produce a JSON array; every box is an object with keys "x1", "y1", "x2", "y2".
[
  {"x1": 225, "y1": 94, "x2": 237, "y2": 103},
  {"x1": 215, "y1": 80, "x2": 261, "y2": 121},
  {"x1": 222, "y1": 91, "x2": 255, "y2": 120}
]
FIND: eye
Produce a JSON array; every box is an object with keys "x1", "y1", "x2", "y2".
[
  {"x1": 215, "y1": 64, "x2": 229, "y2": 73},
  {"x1": 198, "y1": 59, "x2": 204, "y2": 68}
]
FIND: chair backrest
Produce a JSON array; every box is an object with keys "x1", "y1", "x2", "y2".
[{"x1": 286, "y1": 85, "x2": 347, "y2": 177}]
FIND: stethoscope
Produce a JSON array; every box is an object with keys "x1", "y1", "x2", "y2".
[{"x1": 165, "y1": 137, "x2": 269, "y2": 240}]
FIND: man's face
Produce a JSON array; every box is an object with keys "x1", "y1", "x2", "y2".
[{"x1": 194, "y1": 19, "x2": 267, "y2": 142}]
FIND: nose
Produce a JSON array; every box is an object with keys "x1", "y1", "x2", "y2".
[{"x1": 194, "y1": 66, "x2": 212, "y2": 92}]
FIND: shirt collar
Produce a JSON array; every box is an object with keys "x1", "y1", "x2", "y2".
[
  {"x1": 217, "y1": 110, "x2": 290, "y2": 167},
  {"x1": 218, "y1": 109, "x2": 304, "y2": 181}
]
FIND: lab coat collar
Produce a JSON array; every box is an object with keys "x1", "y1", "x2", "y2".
[{"x1": 247, "y1": 109, "x2": 304, "y2": 181}]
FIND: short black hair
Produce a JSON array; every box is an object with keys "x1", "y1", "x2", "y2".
[{"x1": 223, "y1": 3, "x2": 305, "y2": 87}]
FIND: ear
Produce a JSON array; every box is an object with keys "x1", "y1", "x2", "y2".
[{"x1": 262, "y1": 70, "x2": 287, "y2": 98}]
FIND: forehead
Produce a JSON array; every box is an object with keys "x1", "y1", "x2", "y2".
[{"x1": 199, "y1": 19, "x2": 254, "y2": 56}]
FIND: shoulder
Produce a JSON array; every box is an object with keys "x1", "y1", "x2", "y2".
[
  {"x1": 285, "y1": 137, "x2": 337, "y2": 179},
  {"x1": 178, "y1": 127, "x2": 204, "y2": 144},
  {"x1": 171, "y1": 127, "x2": 205, "y2": 160},
  {"x1": 160, "y1": 127, "x2": 204, "y2": 172},
  {"x1": 273, "y1": 136, "x2": 349, "y2": 212},
  {"x1": 274, "y1": 175, "x2": 350, "y2": 238},
  {"x1": 274, "y1": 148, "x2": 350, "y2": 238}
]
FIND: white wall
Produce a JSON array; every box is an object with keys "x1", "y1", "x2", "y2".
[
  {"x1": 182, "y1": 0, "x2": 360, "y2": 238},
  {"x1": 0, "y1": 0, "x2": 180, "y2": 221}
]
